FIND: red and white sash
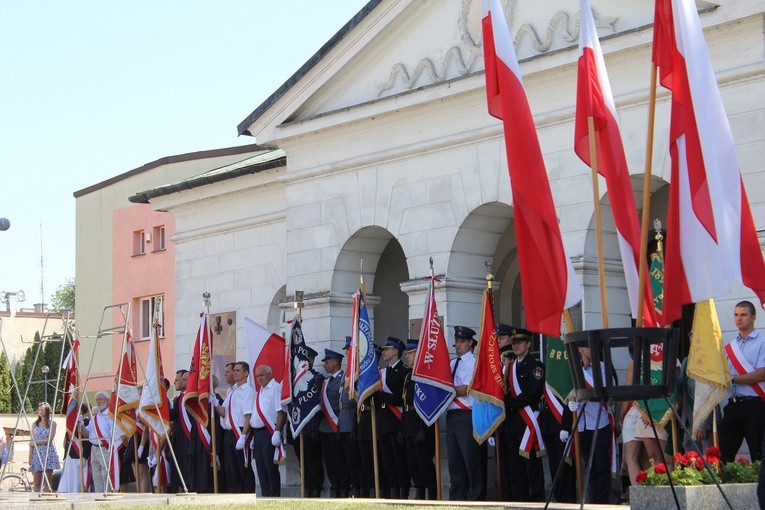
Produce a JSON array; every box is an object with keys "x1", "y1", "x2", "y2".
[
  {"x1": 321, "y1": 378, "x2": 339, "y2": 432},
  {"x1": 92, "y1": 413, "x2": 109, "y2": 448},
  {"x1": 227, "y1": 394, "x2": 241, "y2": 440},
  {"x1": 255, "y1": 388, "x2": 286, "y2": 464},
  {"x1": 150, "y1": 431, "x2": 170, "y2": 488},
  {"x1": 179, "y1": 394, "x2": 192, "y2": 440},
  {"x1": 725, "y1": 341, "x2": 765, "y2": 401},
  {"x1": 544, "y1": 382, "x2": 564, "y2": 424},
  {"x1": 379, "y1": 369, "x2": 403, "y2": 420},
  {"x1": 509, "y1": 360, "x2": 545, "y2": 456},
  {"x1": 582, "y1": 368, "x2": 617, "y2": 474}
]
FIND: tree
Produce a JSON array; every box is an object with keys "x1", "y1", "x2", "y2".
[
  {"x1": 50, "y1": 278, "x2": 75, "y2": 312},
  {"x1": 0, "y1": 352, "x2": 11, "y2": 413},
  {"x1": 10, "y1": 331, "x2": 71, "y2": 413}
]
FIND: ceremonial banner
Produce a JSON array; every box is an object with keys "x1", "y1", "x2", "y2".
[
  {"x1": 653, "y1": 0, "x2": 765, "y2": 324},
  {"x1": 245, "y1": 318, "x2": 290, "y2": 404},
  {"x1": 649, "y1": 251, "x2": 664, "y2": 318},
  {"x1": 482, "y1": 0, "x2": 583, "y2": 337},
  {"x1": 469, "y1": 287, "x2": 505, "y2": 444},
  {"x1": 543, "y1": 335, "x2": 571, "y2": 424},
  {"x1": 353, "y1": 289, "x2": 381, "y2": 409},
  {"x1": 185, "y1": 312, "x2": 212, "y2": 427},
  {"x1": 61, "y1": 338, "x2": 80, "y2": 455},
  {"x1": 286, "y1": 319, "x2": 321, "y2": 436},
  {"x1": 688, "y1": 299, "x2": 729, "y2": 431},
  {"x1": 139, "y1": 324, "x2": 171, "y2": 440},
  {"x1": 109, "y1": 330, "x2": 140, "y2": 437},
  {"x1": 411, "y1": 276, "x2": 455, "y2": 426},
  {"x1": 574, "y1": 0, "x2": 656, "y2": 326}
]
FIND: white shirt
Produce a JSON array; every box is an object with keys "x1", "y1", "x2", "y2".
[
  {"x1": 448, "y1": 351, "x2": 476, "y2": 410},
  {"x1": 85, "y1": 408, "x2": 113, "y2": 446},
  {"x1": 226, "y1": 382, "x2": 255, "y2": 429},
  {"x1": 249, "y1": 379, "x2": 283, "y2": 429}
]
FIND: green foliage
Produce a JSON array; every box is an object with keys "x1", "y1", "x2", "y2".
[
  {"x1": 0, "y1": 351, "x2": 11, "y2": 413},
  {"x1": 638, "y1": 447, "x2": 760, "y2": 486},
  {"x1": 10, "y1": 330, "x2": 71, "y2": 414},
  {"x1": 50, "y1": 278, "x2": 75, "y2": 312},
  {"x1": 722, "y1": 458, "x2": 761, "y2": 484}
]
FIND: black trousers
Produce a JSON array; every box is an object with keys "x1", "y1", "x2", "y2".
[
  {"x1": 719, "y1": 398, "x2": 765, "y2": 463},
  {"x1": 222, "y1": 430, "x2": 255, "y2": 492},
  {"x1": 252, "y1": 428, "x2": 280, "y2": 497},
  {"x1": 503, "y1": 430, "x2": 544, "y2": 502},
  {"x1": 578, "y1": 426, "x2": 611, "y2": 504},
  {"x1": 758, "y1": 432, "x2": 765, "y2": 509},
  {"x1": 378, "y1": 431, "x2": 409, "y2": 492},
  {"x1": 338, "y1": 432, "x2": 361, "y2": 492},
  {"x1": 320, "y1": 432, "x2": 349, "y2": 492},
  {"x1": 403, "y1": 429, "x2": 436, "y2": 490},
  {"x1": 357, "y1": 437, "x2": 376, "y2": 494},
  {"x1": 446, "y1": 410, "x2": 486, "y2": 501},
  {"x1": 543, "y1": 432, "x2": 575, "y2": 503},
  {"x1": 292, "y1": 432, "x2": 324, "y2": 494}
]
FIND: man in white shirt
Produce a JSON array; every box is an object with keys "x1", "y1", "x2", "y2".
[
  {"x1": 213, "y1": 361, "x2": 256, "y2": 492},
  {"x1": 243, "y1": 365, "x2": 286, "y2": 497},
  {"x1": 446, "y1": 326, "x2": 486, "y2": 501},
  {"x1": 81, "y1": 391, "x2": 114, "y2": 493}
]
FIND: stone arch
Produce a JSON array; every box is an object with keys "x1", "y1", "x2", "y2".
[
  {"x1": 331, "y1": 226, "x2": 409, "y2": 347},
  {"x1": 268, "y1": 284, "x2": 287, "y2": 336},
  {"x1": 446, "y1": 202, "x2": 524, "y2": 335}
]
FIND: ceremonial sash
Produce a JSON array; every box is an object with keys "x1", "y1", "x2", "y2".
[
  {"x1": 725, "y1": 341, "x2": 765, "y2": 401},
  {"x1": 227, "y1": 393, "x2": 241, "y2": 440},
  {"x1": 92, "y1": 413, "x2": 109, "y2": 448},
  {"x1": 179, "y1": 394, "x2": 192, "y2": 440},
  {"x1": 582, "y1": 368, "x2": 617, "y2": 474},
  {"x1": 109, "y1": 443, "x2": 122, "y2": 491},
  {"x1": 379, "y1": 369, "x2": 403, "y2": 420},
  {"x1": 255, "y1": 388, "x2": 286, "y2": 464},
  {"x1": 452, "y1": 396, "x2": 472, "y2": 410},
  {"x1": 196, "y1": 421, "x2": 212, "y2": 459},
  {"x1": 509, "y1": 360, "x2": 545, "y2": 456},
  {"x1": 321, "y1": 378, "x2": 339, "y2": 432},
  {"x1": 543, "y1": 382, "x2": 564, "y2": 424}
]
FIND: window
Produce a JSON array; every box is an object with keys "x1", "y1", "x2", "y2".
[
  {"x1": 139, "y1": 294, "x2": 164, "y2": 340},
  {"x1": 152, "y1": 225, "x2": 166, "y2": 252},
  {"x1": 133, "y1": 230, "x2": 146, "y2": 256}
]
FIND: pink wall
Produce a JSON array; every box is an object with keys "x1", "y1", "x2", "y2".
[{"x1": 101, "y1": 204, "x2": 176, "y2": 389}]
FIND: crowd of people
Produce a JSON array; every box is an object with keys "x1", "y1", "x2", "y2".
[{"x1": 39, "y1": 299, "x2": 765, "y2": 502}]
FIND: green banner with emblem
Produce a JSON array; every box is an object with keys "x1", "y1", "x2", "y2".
[{"x1": 544, "y1": 335, "x2": 573, "y2": 400}]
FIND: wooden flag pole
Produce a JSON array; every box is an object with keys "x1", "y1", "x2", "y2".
[
  {"x1": 563, "y1": 310, "x2": 584, "y2": 501},
  {"x1": 587, "y1": 116, "x2": 609, "y2": 328},
  {"x1": 300, "y1": 431, "x2": 306, "y2": 497},
  {"x1": 371, "y1": 397, "x2": 381, "y2": 498},
  {"x1": 435, "y1": 420, "x2": 442, "y2": 500},
  {"x1": 203, "y1": 293, "x2": 220, "y2": 494},
  {"x1": 637, "y1": 63, "x2": 658, "y2": 328}
]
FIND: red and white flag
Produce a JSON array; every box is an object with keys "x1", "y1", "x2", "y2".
[
  {"x1": 246, "y1": 318, "x2": 290, "y2": 405},
  {"x1": 184, "y1": 311, "x2": 213, "y2": 455},
  {"x1": 61, "y1": 338, "x2": 80, "y2": 456},
  {"x1": 575, "y1": 0, "x2": 657, "y2": 326},
  {"x1": 482, "y1": 0, "x2": 582, "y2": 336},
  {"x1": 653, "y1": 0, "x2": 765, "y2": 324},
  {"x1": 109, "y1": 330, "x2": 140, "y2": 437},
  {"x1": 139, "y1": 323, "x2": 171, "y2": 440}
]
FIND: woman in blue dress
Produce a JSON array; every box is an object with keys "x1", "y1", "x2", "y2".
[{"x1": 28, "y1": 402, "x2": 61, "y2": 492}]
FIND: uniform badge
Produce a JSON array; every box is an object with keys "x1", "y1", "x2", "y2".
[{"x1": 533, "y1": 366, "x2": 543, "y2": 380}]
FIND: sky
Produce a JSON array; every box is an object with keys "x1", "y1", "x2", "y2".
[{"x1": 0, "y1": 0, "x2": 369, "y2": 308}]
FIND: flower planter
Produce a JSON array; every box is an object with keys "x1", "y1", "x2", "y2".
[{"x1": 630, "y1": 483, "x2": 758, "y2": 510}]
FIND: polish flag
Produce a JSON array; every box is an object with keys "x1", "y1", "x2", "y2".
[
  {"x1": 574, "y1": 0, "x2": 657, "y2": 326},
  {"x1": 653, "y1": 0, "x2": 765, "y2": 324},
  {"x1": 245, "y1": 318, "x2": 290, "y2": 404},
  {"x1": 482, "y1": 0, "x2": 582, "y2": 336}
]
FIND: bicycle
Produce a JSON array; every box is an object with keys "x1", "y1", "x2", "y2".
[{"x1": 0, "y1": 467, "x2": 32, "y2": 492}]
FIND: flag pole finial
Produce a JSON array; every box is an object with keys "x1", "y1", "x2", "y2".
[
  {"x1": 653, "y1": 219, "x2": 664, "y2": 256},
  {"x1": 294, "y1": 290, "x2": 304, "y2": 322},
  {"x1": 202, "y1": 292, "x2": 211, "y2": 311}
]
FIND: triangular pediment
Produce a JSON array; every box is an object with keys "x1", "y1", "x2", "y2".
[{"x1": 240, "y1": 0, "x2": 711, "y2": 143}]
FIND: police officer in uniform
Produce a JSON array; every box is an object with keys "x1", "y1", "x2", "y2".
[
  {"x1": 319, "y1": 348, "x2": 349, "y2": 497},
  {"x1": 376, "y1": 337, "x2": 409, "y2": 498},
  {"x1": 339, "y1": 337, "x2": 363, "y2": 497},
  {"x1": 402, "y1": 339, "x2": 437, "y2": 500},
  {"x1": 291, "y1": 346, "x2": 325, "y2": 497},
  {"x1": 503, "y1": 327, "x2": 545, "y2": 502},
  {"x1": 357, "y1": 345, "x2": 383, "y2": 497}
]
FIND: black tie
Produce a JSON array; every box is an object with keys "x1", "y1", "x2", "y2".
[{"x1": 452, "y1": 356, "x2": 461, "y2": 379}]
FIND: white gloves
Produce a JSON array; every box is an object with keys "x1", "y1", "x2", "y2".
[
  {"x1": 559, "y1": 430, "x2": 570, "y2": 443},
  {"x1": 487, "y1": 437, "x2": 496, "y2": 447},
  {"x1": 147, "y1": 455, "x2": 157, "y2": 468},
  {"x1": 271, "y1": 431, "x2": 282, "y2": 447},
  {"x1": 137, "y1": 445, "x2": 144, "y2": 458},
  {"x1": 235, "y1": 435, "x2": 246, "y2": 450},
  {"x1": 209, "y1": 395, "x2": 218, "y2": 405},
  {"x1": 568, "y1": 400, "x2": 579, "y2": 412}
]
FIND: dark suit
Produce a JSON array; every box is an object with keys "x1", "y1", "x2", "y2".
[
  {"x1": 320, "y1": 370, "x2": 349, "y2": 496},
  {"x1": 169, "y1": 392, "x2": 192, "y2": 492},
  {"x1": 503, "y1": 355, "x2": 545, "y2": 502},
  {"x1": 338, "y1": 385, "x2": 362, "y2": 496},
  {"x1": 376, "y1": 359, "x2": 409, "y2": 496},
  {"x1": 402, "y1": 371, "x2": 436, "y2": 499}
]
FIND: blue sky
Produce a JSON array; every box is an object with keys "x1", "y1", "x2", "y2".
[{"x1": 0, "y1": 0, "x2": 368, "y2": 307}]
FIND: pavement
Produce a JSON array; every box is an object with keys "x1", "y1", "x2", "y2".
[{"x1": 0, "y1": 492, "x2": 627, "y2": 510}]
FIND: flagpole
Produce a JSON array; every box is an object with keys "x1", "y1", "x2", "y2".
[
  {"x1": 486, "y1": 272, "x2": 503, "y2": 500},
  {"x1": 587, "y1": 116, "x2": 609, "y2": 327},
  {"x1": 295, "y1": 292, "x2": 306, "y2": 498},
  {"x1": 359, "y1": 264, "x2": 381, "y2": 499},
  {"x1": 429, "y1": 259, "x2": 443, "y2": 501},
  {"x1": 105, "y1": 311, "x2": 131, "y2": 494},
  {"x1": 562, "y1": 310, "x2": 583, "y2": 501},
  {"x1": 636, "y1": 63, "x2": 658, "y2": 328},
  {"x1": 203, "y1": 293, "x2": 219, "y2": 494}
]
